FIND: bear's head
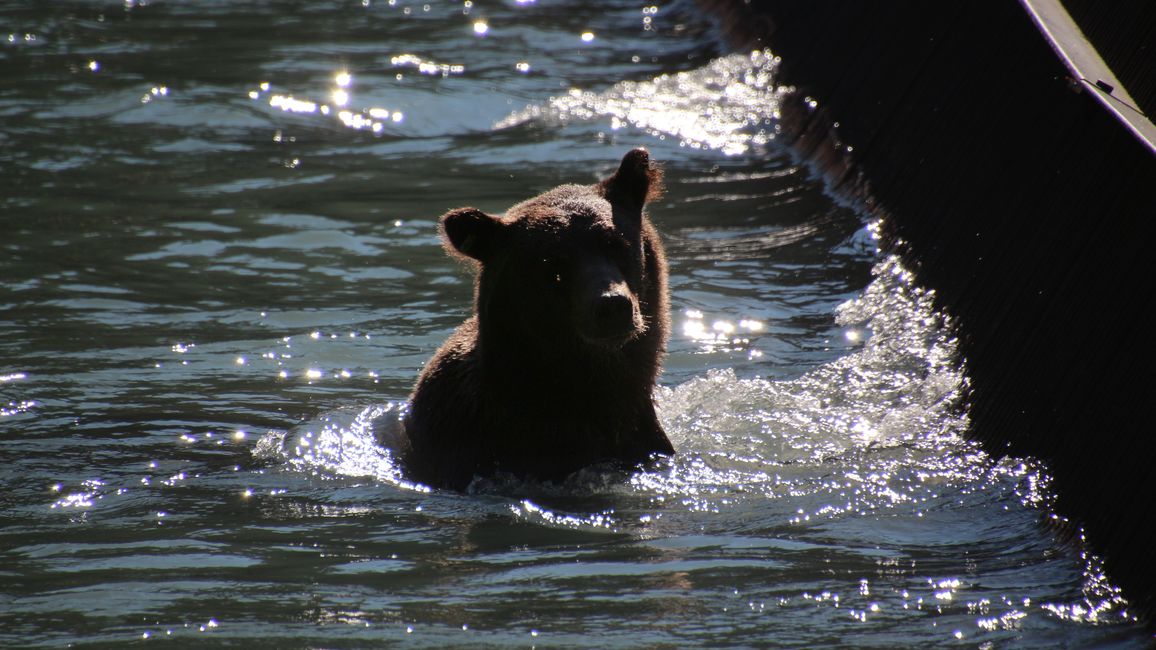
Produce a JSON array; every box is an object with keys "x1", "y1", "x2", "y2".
[{"x1": 440, "y1": 148, "x2": 664, "y2": 353}]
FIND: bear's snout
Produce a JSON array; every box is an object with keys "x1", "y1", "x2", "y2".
[{"x1": 585, "y1": 288, "x2": 642, "y2": 346}]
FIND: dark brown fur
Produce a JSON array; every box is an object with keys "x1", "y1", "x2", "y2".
[{"x1": 399, "y1": 149, "x2": 674, "y2": 490}]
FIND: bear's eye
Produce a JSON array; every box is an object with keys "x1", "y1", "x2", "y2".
[{"x1": 610, "y1": 242, "x2": 635, "y2": 273}]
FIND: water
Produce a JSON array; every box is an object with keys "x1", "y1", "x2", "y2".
[{"x1": 1, "y1": 1, "x2": 1148, "y2": 647}]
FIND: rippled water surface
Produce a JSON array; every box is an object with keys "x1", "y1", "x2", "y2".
[{"x1": 1, "y1": 1, "x2": 1148, "y2": 647}]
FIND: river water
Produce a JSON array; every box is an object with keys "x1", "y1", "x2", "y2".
[{"x1": 1, "y1": 1, "x2": 1148, "y2": 647}]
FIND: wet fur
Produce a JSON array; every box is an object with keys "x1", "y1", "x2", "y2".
[{"x1": 398, "y1": 149, "x2": 674, "y2": 490}]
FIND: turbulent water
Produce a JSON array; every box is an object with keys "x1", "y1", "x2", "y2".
[{"x1": 1, "y1": 1, "x2": 1147, "y2": 647}]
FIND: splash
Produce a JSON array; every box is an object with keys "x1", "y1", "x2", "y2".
[
  {"x1": 634, "y1": 253, "x2": 975, "y2": 516},
  {"x1": 659, "y1": 255, "x2": 965, "y2": 456},
  {"x1": 496, "y1": 49, "x2": 791, "y2": 155},
  {"x1": 253, "y1": 402, "x2": 426, "y2": 492}
]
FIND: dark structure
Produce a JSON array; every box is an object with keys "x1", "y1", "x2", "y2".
[{"x1": 705, "y1": 0, "x2": 1156, "y2": 622}]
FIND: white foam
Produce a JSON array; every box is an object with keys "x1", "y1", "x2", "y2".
[{"x1": 253, "y1": 402, "x2": 426, "y2": 492}]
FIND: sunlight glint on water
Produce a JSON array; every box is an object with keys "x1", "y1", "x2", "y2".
[{"x1": 497, "y1": 49, "x2": 790, "y2": 155}]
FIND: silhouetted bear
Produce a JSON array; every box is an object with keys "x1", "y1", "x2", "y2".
[{"x1": 400, "y1": 148, "x2": 675, "y2": 490}]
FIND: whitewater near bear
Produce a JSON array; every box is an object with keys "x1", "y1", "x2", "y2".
[{"x1": 397, "y1": 148, "x2": 675, "y2": 489}]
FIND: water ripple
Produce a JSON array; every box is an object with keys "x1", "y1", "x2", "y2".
[{"x1": 497, "y1": 49, "x2": 791, "y2": 155}]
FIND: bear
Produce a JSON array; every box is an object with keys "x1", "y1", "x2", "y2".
[{"x1": 397, "y1": 148, "x2": 675, "y2": 490}]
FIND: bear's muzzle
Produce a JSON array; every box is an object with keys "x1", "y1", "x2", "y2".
[{"x1": 584, "y1": 286, "x2": 643, "y2": 347}]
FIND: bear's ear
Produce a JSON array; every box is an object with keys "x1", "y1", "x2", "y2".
[
  {"x1": 599, "y1": 147, "x2": 664, "y2": 210},
  {"x1": 441, "y1": 207, "x2": 504, "y2": 262}
]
